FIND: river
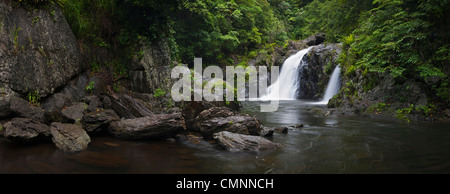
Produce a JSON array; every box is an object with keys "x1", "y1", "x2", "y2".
[{"x1": 1, "y1": 100, "x2": 449, "y2": 174}]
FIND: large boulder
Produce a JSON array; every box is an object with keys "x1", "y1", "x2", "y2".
[
  {"x1": 50, "y1": 122, "x2": 91, "y2": 153},
  {"x1": 61, "y1": 102, "x2": 87, "y2": 123},
  {"x1": 109, "y1": 113, "x2": 185, "y2": 140},
  {"x1": 297, "y1": 43, "x2": 342, "y2": 100},
  {"x1": 305, "y1": 33, "x2": 326, "y2": 46},
  {"x1": 213, "y1": 131, "x2": 282, "y2": 152},
  {"x1": 81, "y1": 109, "x2": 120, "y2": 133},
  {"x1": 0, "y1": 3, "x2": 83, "y2": 100},
  {"x1": 193, "y1": 107, "x2": 262, "y2": 139},
  {"x1": 9, "y1": 96, "x2": 45, "y2": 122},
  {"x1": 3, "y1": 118, "x2": 50, "y2": 142}
]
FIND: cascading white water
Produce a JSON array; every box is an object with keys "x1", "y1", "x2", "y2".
[
  {"x1": 317, "y1": 65, "x2": 341, "y2": 105},
  {"x1": 260, "y1": 47, "x2": 312, "y2": 100}
]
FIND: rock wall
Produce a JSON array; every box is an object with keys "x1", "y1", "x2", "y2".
[
  {"x1": 0, "y1": 2, "x2": 83, "y2": 117},
  {"x1": 129, "y1": 40, "x2": 174, "y2": 95}
]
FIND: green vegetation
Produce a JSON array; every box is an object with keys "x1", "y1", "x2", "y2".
[
  {"x1": 85, "y1": 81, "x2": 95, "y2": 94},
  {"x1": 367, "y1": 102, "x2": 390, "y2": 114},
  {"x1": 32, "y1": 0, "x2": 446, "y2": 120},
  {"x1": 27, "y1": 89, "x2": 40, "y2": 106},
  {"x1": 153, "y1": 88, "x2": 166, "y2": 98}
]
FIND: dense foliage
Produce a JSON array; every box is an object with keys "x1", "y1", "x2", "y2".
[{"x1": 58, "y1": 0, "x2": 450, "y2": 115}]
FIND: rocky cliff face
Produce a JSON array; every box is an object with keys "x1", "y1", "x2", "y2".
[
  {"x1": 0, "y1": 2, "x2": 83, "y2": 114},
  {"x1": 298, "y1": 43, "x2": 342, "y2": 100},
  {"x1": 129, "y1": 40, "x2": 174, "y2": 95}
]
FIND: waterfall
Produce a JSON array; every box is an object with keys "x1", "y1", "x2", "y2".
[
  {"x1": 317, "y1": 65, "x2": 341, "y2": 105},
  {"x1": 260, "y1": 47, "x2": 312, "y2": 100}
]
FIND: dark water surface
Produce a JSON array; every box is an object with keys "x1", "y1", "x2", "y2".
[{"x1": 1, "y1": 100, "x2": 449, "y2": 174}]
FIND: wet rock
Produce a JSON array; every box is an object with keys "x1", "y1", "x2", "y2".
[
  {"x1": 50, "y1": 122, "x2": 90, "y2": 153},
  {"x1": 81, "y1": 109, "x2": 120, "y2": 133},
  {"x1": 3, "y1": 118, "x2": 50, "y2": 142},
  {"x1": 110, "y1": 94, "x2": 154, "y2": 119},
  {"x1": 298, "y1": 43, "x2": 342, "y2": 100},
  {"x1": 61, "y1": 102, "x2": 87, "y2": 123},
  {"x1": 43, "y1": 110, "x2": 73, "y2": 124},
  {"x1": 9, "y1": 97, "x2": 45, "y2": 122},
  {"x1": 294, "y1": 123, "x2": 304, "y2": 128},
  {"x1": 259, "y1": 126, "x2": 275, "y2": 137},
  {"x1": 67, "y1": 151, "x2": 129, "y2": 168},
  {"x1": 193, "y1": 107, "x2": 262, "y2": 139},
  {"x1": 275, "y1": 127, "x2": 288, "y2": 134},
  {"x1": 109, "y1": 113, "x2": 185, "y2": 140},
  {"x1": 213, "y1": 131, "x2": 282, "y2": 152},
  {"x1": 305, "y1": 33, "x2": 326, "y2": 46}
]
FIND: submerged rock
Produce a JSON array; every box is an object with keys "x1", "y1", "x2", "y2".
[
  {"x1": 259, "y1": 126, "x2": 275, "y2": 137},
  {"x1": 81, "y1": 109, "x2": 120, "y2": 133},
  {"x1": 50, "y1": 122, "x2": 90, "y2": 153},
  {"x1": 3, "y1": 118, "x2": 50, "y2": 142},
  {"x1": 193, "y1": 107, "x2": 262, "y2": 139},
  {"x1": 274, "y1": 127, "x2": 288, "y2": 134},
  {"x1": 213, "y1": 131, "x2": 282, "y2": 152},
  {"x1": 109, "y1": 113, "x2": 185, "y2": 140}
]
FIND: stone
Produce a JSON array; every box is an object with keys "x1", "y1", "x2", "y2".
[
  {"x1": 305, "y1": 33, "x2": 326, "y2": 46},
  {"x1": 294, "y1": 123, "x2": 304, "y2": 128},
  {"x1": 259, "y1": 126, "x2": 275, "y2": 137},
  {"x1": 274, "y1": 127, "x2": 288, "y2": 134},
  {"x1": 109, "y1": 113, "x2": 186, "y2": 140},
  {"x1": 110, "y1": 94, "x2": 155, "y2": 119},
  {"x1": 213, "y1": 131, "x2": 282, "y2": 152},
  {"x1": 43, "y1": 110, "x2": 73, "y2": 124},
  {"x1": 129, "y1": 40, "x2": 173, "y2": 94},
  {"x1": 3, "y1": 118, "x2": 50, "y2": 142},
  {"x1": 0, "y1": 3, "x2": 83, "y2": 99},
  {"x1": 61, "y1": 102, "x2": 87, "y2": 123},
  {"x1": 81, "y1": 109, "x2": 120, "y2": 133},
  {"x1": 193, "y1": 107, "x2": 262, "y2": 139},
  {"x1": 298, "y1": 43, "x2": 342, "y2": 100},
  {"x1": 50, "y1": 122, "x2": 91, "y2": 153},
  {"x1": 9, "y1": 96, "x2": 45, "y2": 122}
]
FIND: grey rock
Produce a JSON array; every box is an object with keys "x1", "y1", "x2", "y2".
[
  {"x1": 274, "y1": 127, "x2": 288, "y2": 134},
  {"x1": 50, "y1": 122, "x2": 90, "y2": 153},
  {"x1": 129, "y1": 40, "x2": 173, "y2": 94},
  {"x1": 213, "y1": 131, "x2": 282, "y2": 152},
  {"x1": 3, "y1": 118, "x2": 50, "y2": 142},
  {"x1": 193, "y1": 107, "x2": 262, "y2": 139},
  {"x1": 61, "y1": 102, "x2": 86, "y2": 123},
  {"x1": 0, "y1": 3, "x2": 83, "y2": 98},
  {"x1": 43, "y1": 110, "x2": 73, "y2": 124},
  {"x1": 305, "y1": 33, "x2": 326, "y2": 46},
  {"x1": 81, "y1": 109, "x2": 120, "y2": 133},
  {"x1": 110, "y1": 94, "x2": 155, "y2": 119},
  {"x1": 109, "y1": 113, "x2": 185, "y2": 140},
  {"x1": 259, "y1": 126, "x2": 275, "y2": 137},
  {"x1": 9, "y1": 96, "x2": 45, "y2": 122}
]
